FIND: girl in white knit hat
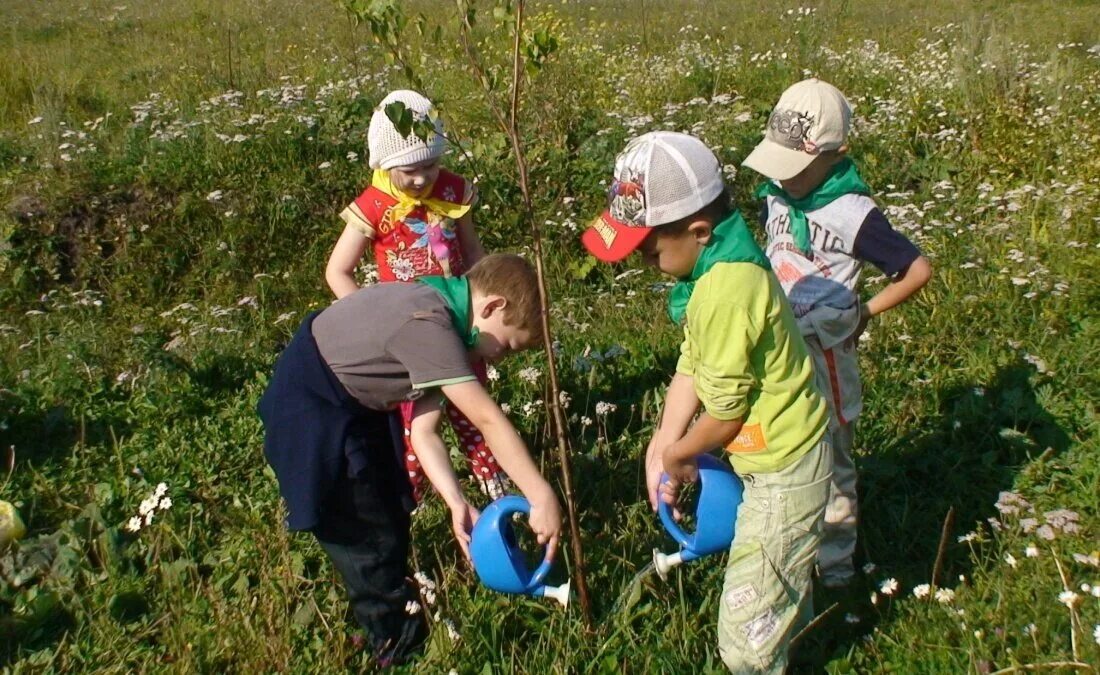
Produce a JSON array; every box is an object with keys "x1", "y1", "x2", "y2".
[{"x1": 325, "y1": 89, "x2": 511, "y2": 502}]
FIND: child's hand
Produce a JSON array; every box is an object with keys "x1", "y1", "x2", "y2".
[
  {"x1": 660, "y1": 446, "x2": 698, "y2": 518},
  {"x1": 644, "y1": 434, "x2": 670, "y2": 512},
  {"x1": 528, "y1": 490, "x2": 562, "y2": 563},
  {"x1": 449, "y1": 501, "x2": 480, "y2": 562},
  {"x1": 848, "y1": 302, "x2": 872, "y2": 346}
]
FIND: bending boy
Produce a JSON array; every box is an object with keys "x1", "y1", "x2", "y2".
[{"x1": 258, "y1": 254, "x2": 561, "y2": 665}]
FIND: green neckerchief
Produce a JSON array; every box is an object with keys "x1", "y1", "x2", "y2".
[
  {"x1": 754, "y1": 158, "x2": 872, "y2": 257},
  {"x1": 667, "y1": 210, "x2": 771, "y2": 324},
  {"x1": 417, "y1": 275, "x2": 479, "y2": 348}
]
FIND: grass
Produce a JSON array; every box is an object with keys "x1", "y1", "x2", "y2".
[{"x1": 1, "y1": 0, "x2": 1098, "y2": 672}]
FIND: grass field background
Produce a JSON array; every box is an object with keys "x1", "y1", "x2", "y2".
[{"x1": 1, "y1": 0, "x2": 1098, "y2": 671}]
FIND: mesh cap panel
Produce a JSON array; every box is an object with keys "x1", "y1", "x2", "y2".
[{"x1": 643, "y1": 133, "x2": 723, "y2": 226}]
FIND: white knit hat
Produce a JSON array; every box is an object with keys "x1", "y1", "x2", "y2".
[
  {"x1": 367, "y1": 90, "x2": 446, "y2": 170},
  {"x1": 742, "y1": 78, "x2": 852, "y2": 181}
]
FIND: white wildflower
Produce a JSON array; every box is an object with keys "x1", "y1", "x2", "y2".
[
  {"x1": 879, "y1": 578, "x2": 899, "y2": 596},
  {"x1": 126, "y1": 516, "x2": 143, "y2": 532},
  {"x1": 862, "y1": 562, "x2": 877, "y2": 575},
  {"x1": 935, "y1": 588, "x2": 955, "y2": 604},
  {"x1": 444, "y1": 618, "x2": 460, "y2": 642},
  {"x1": 1025, "y1": 545, "x2": 1040, "y2": 558},
  {"x1": 1058, "y1": 591, "x2": 1079, "y2": 608},
  {"x1": 580, "y1": 416, "x2": 593, "y2": 427},
  {"x1": 518, "y1": 367, "x2": 541, "y2": 384},
  {"x1": 486, "y1": 365, "x2": 500, "y2": 382},
  {"x1": 1005, "y1": 553, "x2": 1017, "y2": 568},
  {"x1": 318, "y1": 161, "x2": 332, "y2": 169},
  {"x1": 405, "y1": 600, "x2": 421, "y2": 614},
  {"x1": 595, "y1": 401, "x2": 617, "y2": 416},
  {"x1": 206, "y1": 190, "x2": 224, "y2": 202},
  {"x1": 139, "y1": 496, "x2": 159, "y2": 516},
  {"x1": 913, "y1": 584, "x2": 931, "y2": 599},
  {"x1": 1071, "y1": 552, "x2": 1100, "y2": 568}
]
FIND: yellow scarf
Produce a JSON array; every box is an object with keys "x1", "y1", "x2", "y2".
[{"x1": 371, "y1": 169, "x2": 472, "y2": 224}]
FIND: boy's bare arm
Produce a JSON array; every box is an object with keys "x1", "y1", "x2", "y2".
[
  {"x1": 644, "y1": 372, "x2": 700, "y2": 510},
  {"x1": 859, "y1": 255, "x2": 932, "y2": 325},
  {"x1": 662, "y1": 411, "x2": 743, "y2": 487},
  {"x1": 455, "y1": 212, "x2": 486, "y2": 266},
  {"x1": 410, "y1": 395, "x2": 479, "y2": 559},
  {"x1": 439, "y1": 379, "x2": 561, "y2": 560},
  {"x1": 409, "y1": 396, "x2": 466, "y2": 509},
  {"x1": 325, "y1": 224, "x2": 372, "y2": 299}
]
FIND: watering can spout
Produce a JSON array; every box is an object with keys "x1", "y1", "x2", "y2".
[
  {"x1": 536, "y1": 579, "x2": 571, "y2": 608},
  {"x1": 652, "y1": 548, "x2": 683, "y2": 581}
]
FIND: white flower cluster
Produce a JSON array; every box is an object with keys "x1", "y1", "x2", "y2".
[
  {"x1": 879, "y1": 578, "x2": 899, "y2": 596},
  {"x1": 595, "y1": 401, "x2": 617, "y2": 416},
  {"x1": 518, "y1": 367, "x2": 541, "y2": 384},
  {"x1": 414, "y1": 571, "x2": 438, "y2": 607},
  {"x1": 126, "y1": 483, "x2": 172, "y2": 532}
]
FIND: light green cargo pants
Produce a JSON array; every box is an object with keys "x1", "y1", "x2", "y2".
[{"x1": 717, "y1": 438, "x2": 832, "y2": 674}]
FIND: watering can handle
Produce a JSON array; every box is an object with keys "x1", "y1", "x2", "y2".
[
  {"x1": 494, "y1": 496, "x2": 555, "y2": 590},
  {"x1": 658, "y1": 472, "x2": 694, "y2": 551}
]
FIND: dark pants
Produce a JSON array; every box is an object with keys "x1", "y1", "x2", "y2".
[{"x1": 311, "y1": 415, "x2": 427, "y2": 665}]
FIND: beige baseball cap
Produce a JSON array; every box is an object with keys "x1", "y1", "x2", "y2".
[{"x1": 742, "y1": 78, "x2": 852, "y2": 181}]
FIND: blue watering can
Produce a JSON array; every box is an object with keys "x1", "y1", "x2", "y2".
[
  {"x1": 470, "y1": 495, "x2": 570, "y2": 607},
  {"x1": 653, "y1": 453, "x2": 744, "y2": 580}
]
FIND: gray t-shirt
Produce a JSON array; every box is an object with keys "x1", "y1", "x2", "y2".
[{"x1": 311, "y1": 283, "x2": 476, "y2": 410}]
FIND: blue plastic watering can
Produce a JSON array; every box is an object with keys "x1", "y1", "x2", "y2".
[
  {"x1": 653, "y1": 453, "x2": 744, "y2": 579},
  {"x1": 469, "y1": 495, "x2": 570, "y2": 607}
]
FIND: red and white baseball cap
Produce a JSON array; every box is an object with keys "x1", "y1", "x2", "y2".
[
  {"x1": 582, "y1": 131, "x2": 724, "y2": 262},
  {"x1": 742, "y1": 78, "x2": 852, "y2": 181}
]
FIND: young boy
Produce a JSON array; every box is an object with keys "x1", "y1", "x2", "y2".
[
  {"x1": 742, "y1": 78, "x2": 932, "y2": 588},
  {"x1": 258, "y1": 254, "x2": 562, "y2": 665},
  {"x1": 582, "y1": 131, "x2": 831, "y2": 673}
]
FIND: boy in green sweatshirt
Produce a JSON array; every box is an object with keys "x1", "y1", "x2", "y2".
[{"x1": 582, "y1": 131, "x2": 831, "y2": 673}]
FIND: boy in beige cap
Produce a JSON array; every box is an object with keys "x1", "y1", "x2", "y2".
[{"x1": 743, "y1": 78, "x2": 932, "y2": 587}]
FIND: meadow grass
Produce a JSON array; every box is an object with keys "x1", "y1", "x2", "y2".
[{"x1": 1, "y1": 0, "x2": 1098, "y2": 672}]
